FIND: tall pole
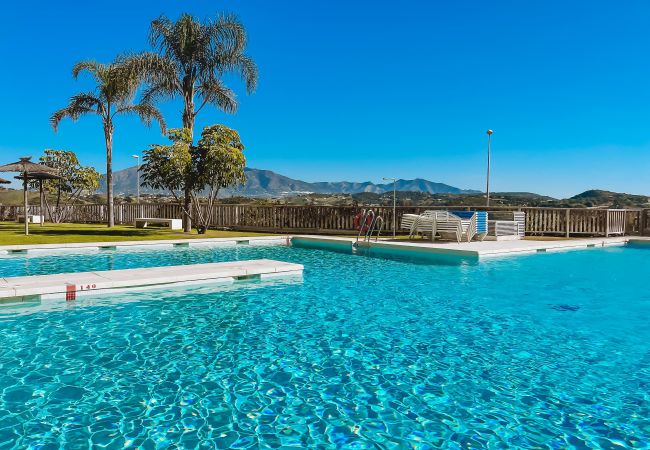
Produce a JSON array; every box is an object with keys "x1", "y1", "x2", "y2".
[
  {"x1": 23, "y1": 172, "x2": 29, "y2": 236},
  {"x1": 132, "y1": 155, "x2": 140, "y2": 204},
  {"x1": 137, "y1": 159, "x2": 140, "y2": 204},
  {"x1": 383, "y1": 177, "x2": 397, "y2": 238},
  {"x1": 486, "y1": 129, "x2": 493, "y2": 207},
  {"x1": 39, "y1": 179, "x2": 44, "y2": 227}
]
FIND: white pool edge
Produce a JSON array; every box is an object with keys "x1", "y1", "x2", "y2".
[
  {"x1": 0, "y1": 235, "x2": 290, "y2": 255},
  {"x1": 0, "y1": 259, "x2": 304, "y2": 301}
]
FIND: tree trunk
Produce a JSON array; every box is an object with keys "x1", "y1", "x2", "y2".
[
  {"x1": 182, "y1": 96, "x2": 195, "y2": 233},
  {"x1": 183, "y1": 189, "x2": 192, "y2": 232},
  {"x1": 104, "y1": 121, "x2": 115, "y2": 227}
]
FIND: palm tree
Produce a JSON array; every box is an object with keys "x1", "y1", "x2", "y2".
[
  {"x1": 123, "y1": 13, "x2": 258, "y2": 231},
  {"x1": 51, "y1": 61, "x2": 166, "y2": 227}
]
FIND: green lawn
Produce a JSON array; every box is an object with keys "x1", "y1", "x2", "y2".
[{"x1": 0, "y1": 221, "x2": 275, "y2": 246}]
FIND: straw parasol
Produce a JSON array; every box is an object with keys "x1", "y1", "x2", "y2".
[
  {"x1": 13, "y1": 171, "x2": 62, "y2": 227},
  {"x1": 0, "y1": 157, "x2": 58, "y2": 235}
]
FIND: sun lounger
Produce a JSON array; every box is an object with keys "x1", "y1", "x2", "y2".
[
  {"x1": 409, "y1": 211, "x2": 470, "y2": 242},
  {"x1": 401, "y1": 210, "x2": 487, "y2": 243},
  {"x1": 400, "y1": 214, "x2": 421, "y2": 235},
  {"x1": 450, "y1": 211, "x2": 487, "y2": 241}
]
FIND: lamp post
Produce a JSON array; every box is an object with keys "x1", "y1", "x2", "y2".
[
  {"x1": 383, "y1": 177, "x2": 397, "y2": 238},
  {"x1": 132, "y1": 154, "x2": 140, "y2": 204},
  {"x1": 486, "y1": 130, "x2": 493, "y2": 207}
]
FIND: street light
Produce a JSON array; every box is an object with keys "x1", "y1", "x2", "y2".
[
  {"x1": 383, "y1": 177, "x2": 397, "y2": 238},
  {"x1": 132, "y1": 154, "x2": 140, "y2": 204},
  {"x1": 486, "y1": 130, "x2": 493, "y2": 207}
]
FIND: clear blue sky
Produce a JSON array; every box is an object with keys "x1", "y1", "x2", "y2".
[{"x1": 1, "y1": 0, "x2": 649, "y2": 198}]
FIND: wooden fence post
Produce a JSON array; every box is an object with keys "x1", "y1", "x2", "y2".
[{"x1": 565, "y1": 209, "x2": 570, "y2": 238}]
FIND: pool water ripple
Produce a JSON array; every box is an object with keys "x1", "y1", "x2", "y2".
[{"x1": 0, "y1": 245, "x2": 648, "y2": 448}]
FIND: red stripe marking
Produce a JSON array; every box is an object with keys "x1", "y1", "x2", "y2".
[{"x1": 65, "y1": 284, "x2": 76, "y2": 301}]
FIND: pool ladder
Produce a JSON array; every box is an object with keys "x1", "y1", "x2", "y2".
[{"x1": 354, "y1": 209, "x2": 384, "y2": 247}]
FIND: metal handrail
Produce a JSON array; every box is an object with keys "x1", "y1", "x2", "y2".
[
  {"x1": 367, "y1": 216, "x2": 384, "y2": 241},
  {"x1": 354, "y1": 209, "x2": 385, "y2": 245},
  {"x1": 355, "y1": 209, "x2": 373, "y2": 244}
]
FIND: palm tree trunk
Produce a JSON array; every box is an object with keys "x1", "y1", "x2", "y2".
[
  {"x1": 104, "y1": 121, "x2": 115, "y2": 228},
  {"x1": 182, "y1": 100, "x2": 195, "y2": 233}
]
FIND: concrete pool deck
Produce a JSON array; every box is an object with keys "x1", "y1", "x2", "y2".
[
  {"x1": 4, "y1": 234, "x2": 647, "y2": 259},
  {"x1": 292, "y1": 235, "x2": 645, "y2": 258},
  {"x1": 0, "y1": 259, "x2": 303, "y2": 301},
  {"x1": 0, "y1": 235, "x2": 289, "y2": 254}
]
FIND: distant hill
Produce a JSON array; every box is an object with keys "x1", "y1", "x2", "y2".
[
  {"x1": 348, "y1": 191, "x2": 557, "y2": 207},
  {"x1": 564, "y1": 189, "x2": 650, "y2": 208},
  {"x1": 3, "y1": 184, "x2": 649, "y2": 208},
  {"x1": 100, "y1": 166, "x2": 479, "y2": 197}
]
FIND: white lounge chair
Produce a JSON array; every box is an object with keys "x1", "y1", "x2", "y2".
[
  {"x1": 400, "y1": 214, "x2": 421, "y2": 235},
  {"x1": 403, "y1": 211, "x2": 478, "y2": 243}
]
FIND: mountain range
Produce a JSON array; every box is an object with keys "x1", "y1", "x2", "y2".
[{"x1": 101, "y1": 166, "x2": 480, "y2": 197}]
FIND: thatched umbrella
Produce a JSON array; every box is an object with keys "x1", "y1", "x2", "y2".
[
  {"x1": 14, "y1": 171, "x2": 62, "y2": 227},
  {"x1": 0, "y1": 157, "x2": 57, "y2": 235},
  {"x1": 0, "y1": 177, "x2": 10, "y2": 185}
]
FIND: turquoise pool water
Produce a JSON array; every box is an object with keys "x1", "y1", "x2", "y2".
[
  {"x1": 0, "y1": 242, "x2": 290, "y2": 278},
  {"x1": 0, "y1": 245, "x2": 649, "y2": 448}
]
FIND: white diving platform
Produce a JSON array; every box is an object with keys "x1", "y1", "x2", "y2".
[{"x1": 0, "y1": 259, "x2": 303, "y2": 301}]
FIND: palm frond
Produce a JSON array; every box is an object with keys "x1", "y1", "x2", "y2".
[
  {"x1": 72, "y1": 60, "x2": 106, "y2": 81},
  {"x1": 141, "y1": 12, "x2": 257, "y2": 122},
  {"x1": 119, "y1": 52, "x2": 180, "y2": 92},
  {"x1": 50, "y1": 92, "x2": 102, "y2": 131},
  {"x1": 222, "y1": 53, "x2": 258, "y2": 94},
  {"x1": 116, "y1": 103, "x2": 167, "y2": 134},
  {"x1": 197, "y1": 77, "x2": 237, "y2": 114},
  {"x1": 104, "y1": 64, "x2": 143, "y2": 107},
  {"x1": 149, "y1": 14, "x2": 175, "y2": 51},
  {"x1": 141, "y1": 84, "x2": 176, "y2": 105},
  {"x1": 210, "y1": 13, "x2": 247, "y2": 56}
]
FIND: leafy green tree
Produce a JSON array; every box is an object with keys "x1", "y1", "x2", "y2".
[
  {"x1": 140, "y1": 128, "x2": 192, "y2": 199},
  {"x1": 123, "y1": 12, "x2": 257, "y2": 231},
  {"x1": 34, "y1": 149, "x2": 100, "y2": 223},
  {"x1": 50, "y1": 61, "x2": 166, "y2": 227},
  {"x1": 140, "y1": 125, "x2": 246, "y2": 233}
]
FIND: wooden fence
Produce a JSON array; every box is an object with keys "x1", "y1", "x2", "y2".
[{"x1": 0, "y1": 203, "x2": 647, "y2": 237}]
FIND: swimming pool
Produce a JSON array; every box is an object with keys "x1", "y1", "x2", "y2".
[
  {"x1": 0, "y1": 240, "x2": 289, "y2": 279},
  {"x1": 0, "y1": 244, "x2": 648, "y2": 447}
]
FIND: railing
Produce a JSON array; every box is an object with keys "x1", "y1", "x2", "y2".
[
  {"x1": 0, "y1": 204, "x2": 183, "y2": 224},
  {"x1": 0, "y1": 203, "x2": 646, "y2": 236},
  {"x1": 521, "y1": 208, "x2": 629, "y2": 236},
  {"x1": 642, "y1": 209, "x2": 650, "y2": 236}
]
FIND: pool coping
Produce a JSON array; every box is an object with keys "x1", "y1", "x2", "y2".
[
  {"x1": 4, "y1": 234, "x2": 647, "y2": 258},
  {"x1": 0, "y1": 259, "x2": 303, "y2": 301},
  {"x1": 0, "y1": 235, "x2": 289, "y2": 254},
  {"x1": 291, "y1": 235, "x2": 642, "y2": 258}
]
